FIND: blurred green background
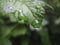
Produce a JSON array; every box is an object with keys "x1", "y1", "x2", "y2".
[{"x1": 0, "y1": 0, "x2": 60, "y2": 45}]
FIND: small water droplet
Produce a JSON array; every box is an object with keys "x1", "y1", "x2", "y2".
[
  {"x1": 21, "y1": 12, "x2": 24, "y2": 16},
  {"x1": 35, "y1": 20, "x2": 39, "y2": 23},
  {"x1": 15, "y1": 11, "x2": 18, "y2": 18},
  {"x1": 19, "y1": 10, "x2": 21, "y2": 12},
  {"x1": 9, "y1": 7, "x2": 13, "y2": 10},
  {"x1": 19, "y1": 10, "x2": 24, "y2": 16}
]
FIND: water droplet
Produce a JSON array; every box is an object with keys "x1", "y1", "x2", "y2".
[
  {"x1": 35, "y1": 20, "x2": 39, "y2": 23},
  {"x1": 18, "y1": 10, "x2": 28, "y2": 23},
  {"x1": 9, "y1": 7, "x2": 13, "y2": 10},
  {"x1": 15, "y1": 11, "x2": 18, "y2": 18},
  {"x1": 19, "y1": 10, "x2": 21, "y2": 12},
  {"x1": 19, "y1": 10, "x2": 24, "y2": 16},
  {"x1": 31, "y1": 20, "x2": 42, "y2": 28}
]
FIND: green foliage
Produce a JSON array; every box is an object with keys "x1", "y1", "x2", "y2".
[
  {"x1": 0, "y1": 0, "x2": 48, "y2": 45},
  {"x1": 0, "y1": 38, "x2": 12, "y2": 45},
  {"x1": 12, "y1": 25, "x2": 27, "y2": 37}
]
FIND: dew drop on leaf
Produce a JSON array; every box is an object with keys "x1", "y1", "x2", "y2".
[
  {"x1": 31, "y1": 20, "x2": 42, "y2": 28},
  {"x1": 9, "y1": 7, "x2": 13, "y2": 10},
  {"x1": 17, "y1": 10, "x2": 28, "y2": 23}
]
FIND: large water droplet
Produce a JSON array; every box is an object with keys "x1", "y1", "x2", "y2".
[{"x1": 31, "y1": 20, "x2": 42, "y2": 28}]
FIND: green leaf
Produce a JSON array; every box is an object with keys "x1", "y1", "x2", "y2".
[
  {"x1": 0, "y1": 0, "x2": 45, "y2": 32},
  {"x1": 12, "y1": 26, "x2": 27, "y2": 37},
  {"x1": 16, "y1": 10, "x2": 28, "y2": 23},
  {"x1": 31, "y1": 20, "x2": 42, "y2": 28},
  {"x1": 0, "y1": 39, "x2": 12, "y2": 45},
  {"x1": 1, "y1": 26, "x2": 12, "y2": 38},
  {"x1": 45, "y1": 3, "x2": 54, "y2": 10},
  {"x1": 0, "y1": 0, "x2": 45, "y2": 23},
  {"x1": 9, "y1": 13, "x2": 17, "y2": 22},
  {"x1": 1, "y1": 24, "x2": 18, "y2": 38},
  {"x1": 21, "y1": 4, "x2": 35, "y2": 23}
]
